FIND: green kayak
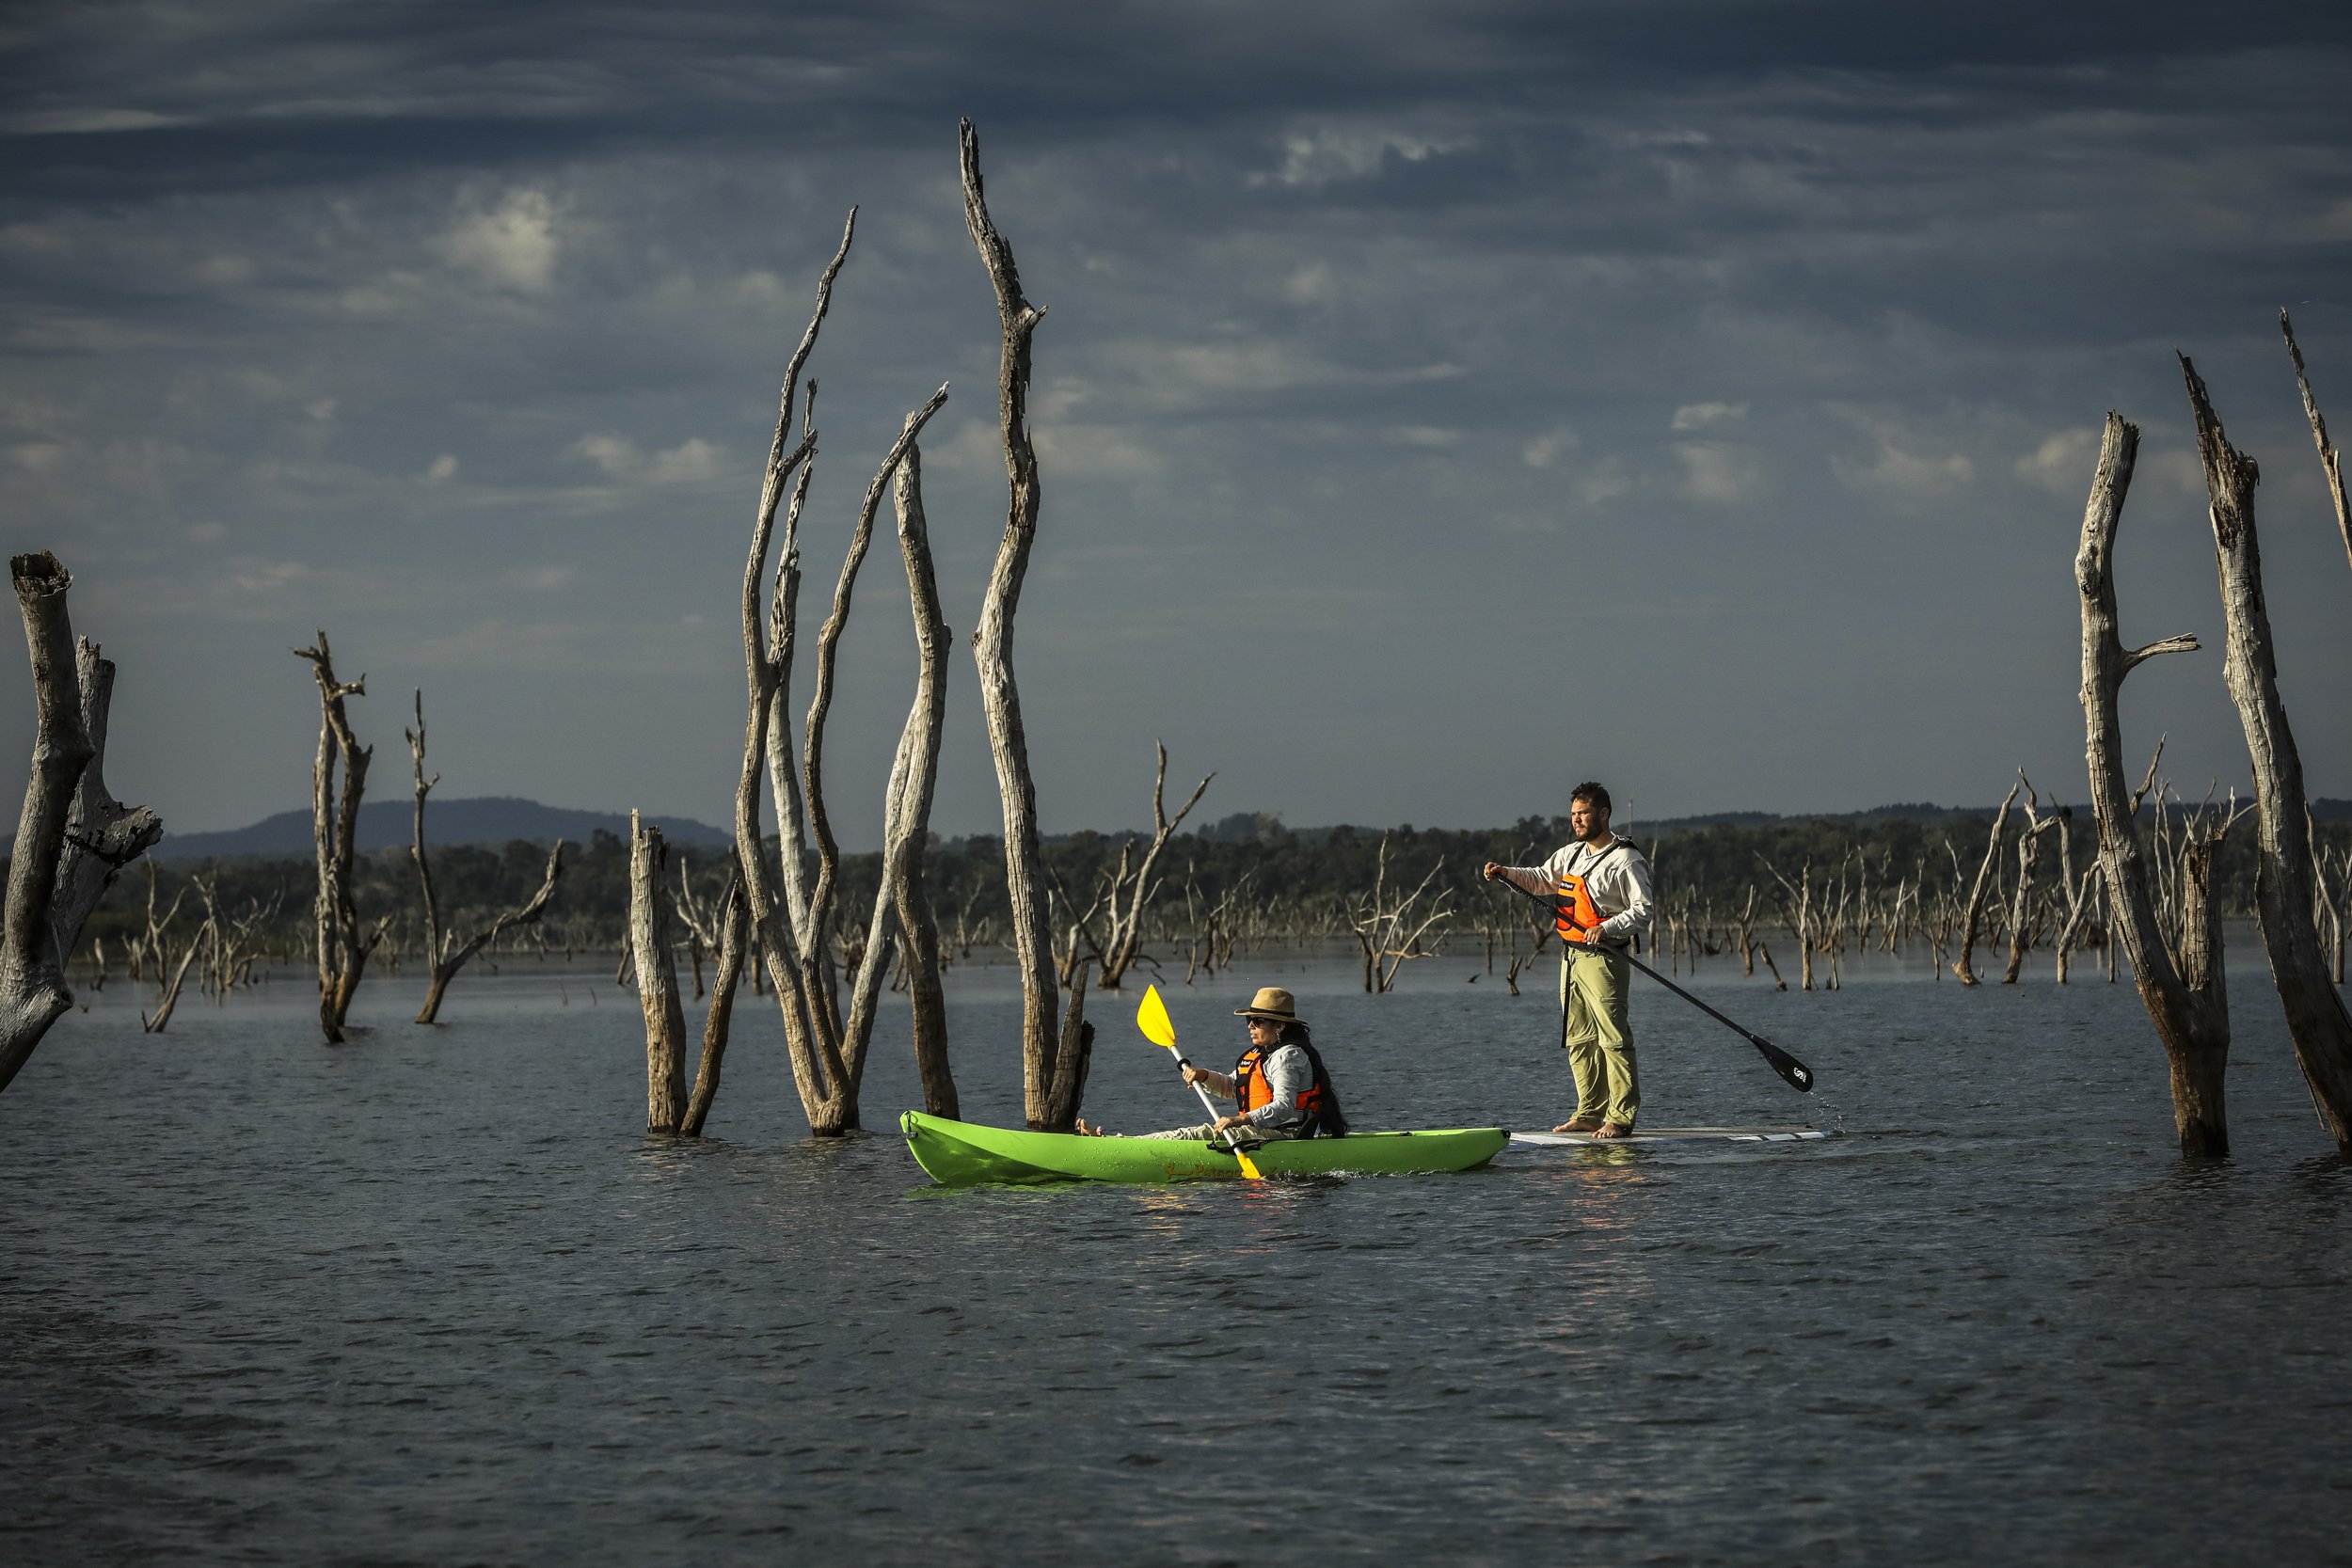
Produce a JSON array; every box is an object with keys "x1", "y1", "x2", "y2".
[{"x1": 899, "y1": 1111, "x2": 1510, "y2": 1187}]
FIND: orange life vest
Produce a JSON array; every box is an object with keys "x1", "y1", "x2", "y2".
[
  {"x1": 1555, "y1": 843, "x2": 1627, "y2": 947},
  {"x1": 1232, "y1": 1040, "x2": 1345, "y2": 1137}
]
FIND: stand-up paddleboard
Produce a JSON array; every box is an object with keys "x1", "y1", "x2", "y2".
[{"x1": 1511, "y1": 1125, "x2": 1839, "y2": 1148}]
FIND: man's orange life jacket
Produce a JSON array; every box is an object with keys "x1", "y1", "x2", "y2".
[
  {"x1": 1232, "y1": 1039, "x2": 1346, "y2": 1137},
  {"x1": 1554, "y1": 843, "x2": 1628, "y2": 946}
]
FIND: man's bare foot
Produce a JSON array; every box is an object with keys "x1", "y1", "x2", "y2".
[
  {"x1": 1073, "y1": 1118, "x2": 1114, "y2": 1137},
  {"x1": 1594, "y1": 1123, "x2": 1632, "y2": 1139},
  {"x1": 1552, "y1": 1118, "x2": 1602, "y2": 1133}
]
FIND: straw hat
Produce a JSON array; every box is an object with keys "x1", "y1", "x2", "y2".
[{"x1": 1233, "y1": 986, "x2": 1304, "y2": 1023}]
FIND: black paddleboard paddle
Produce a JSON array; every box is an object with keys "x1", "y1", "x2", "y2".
[{"x1": 1489, "y1": 875, "x2": 1815, "y2": 1094}]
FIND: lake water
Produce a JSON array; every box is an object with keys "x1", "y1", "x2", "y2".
[{"x1": 4, "y1": 943, "x2": 2348, "y2": 1564}]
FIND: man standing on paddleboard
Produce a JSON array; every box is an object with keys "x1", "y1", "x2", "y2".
[{"x1": 1482, "y1": 783, "x2": 1654, "y2": 1138}]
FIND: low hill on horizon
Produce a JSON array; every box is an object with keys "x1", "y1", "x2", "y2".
[
  {"x1": 156, "y1": 797, "x2": 734, "y2": 863},
  {"x1": 152, "y1": 795, "x2": 2352, "y2": 866}
]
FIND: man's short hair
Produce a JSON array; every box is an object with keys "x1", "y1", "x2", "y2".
[{"x1": 1570, "y1": 781, "x2": 1612, "y2": 814}]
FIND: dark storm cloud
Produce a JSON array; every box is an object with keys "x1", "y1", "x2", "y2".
[{"x1": 1, "y1": 1, "x2": 2347, "y2": 840}]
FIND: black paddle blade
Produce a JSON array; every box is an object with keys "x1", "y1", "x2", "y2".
[{"x1": 1751, "y1": 1035, "x2": 1813, "y2": 1093}]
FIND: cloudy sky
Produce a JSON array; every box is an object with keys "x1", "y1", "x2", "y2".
[{"x1": 4, "y1": 1, "x2": 2349, "y2": 846}]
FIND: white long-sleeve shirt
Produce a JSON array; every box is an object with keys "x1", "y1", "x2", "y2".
[{"x1": 1497, "y1": 836, "x2": 1655, "y2": 945}]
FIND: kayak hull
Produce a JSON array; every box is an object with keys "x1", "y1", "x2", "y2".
[{"x1": 899, "y1": 1111, "x2": 1509, "y2": 1187}]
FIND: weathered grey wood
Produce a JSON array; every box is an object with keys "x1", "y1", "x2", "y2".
[
  {"x1": 961, "y1": 119, "x2": 1073, "y2": 1129},
  {"x1": 140, "y1": 918, "x2": 209, "y2": 1034},
  {"x1": 2181, "y1": 356, "x2": 2352, "y2": 1151},
  {"x1": 629, "y1": 812, "x2": 689, "y2": 1133},
  {"x1": 2003, "y1": 774, "x2": 2062, "y2": 985},
  {"x1": 727, "y1": 218, "x2": 953, "y2": 1135},
  {"x1": 1350, "y1": 832, "x2": 1454, "y2": 993},
  {"x1": 733, "y1": 248, "x2": 850, "y2": 1132},
  {"x1": 2075, "y1": 410, "x2": 2231, "y2": 1155},
  {"x1": 0, "y1": 554, "x2": 162, "y2": 1091},
  {"x1": 799, "y1": 383, "x2": 950, "y2": 1060},
  {"x1": 1045, "y1": 958, "x2": 1094, "y2": 1124},
  {"x1": 1095, "y1": 745, "x2": 1215, "y2": 990},
  {"x1": 884, "y1": 443, "x2": 957, "y2": 1117},
  {"x1": 2280, "y1": 309, "x2": 2351, "y2": 576},
  {"x1": 405, "y1": 689, "x2": 565, "y2": 1024},
  {"x1": 1951, "y1": 779, "x2": 2019, "y2": 986},
  {"x1": 680, "y1": 860, "x2": 747, "y2": 1137},
  {"x1": 294, "y1": 632, "x2": 378, "y2": 1041},
  {"x1": 50, "y1": 639, "x2": 162, "y2": 977}
]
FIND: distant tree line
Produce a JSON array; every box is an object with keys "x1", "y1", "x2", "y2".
[{"x1": 61, "y1": 801, "x2": 2349, "y2": 983}]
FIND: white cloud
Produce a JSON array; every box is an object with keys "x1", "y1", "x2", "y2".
[
  {"x1": 425, "y1": 453, "x2": 458, "y2": 483},
  {"x1": 505, "y1": 565, "x2": 576, "y2": 592},
  {"x1": 1831, "y1": 420, "x2": 1975, "y2": 496},
  {"x1": 2146, "y1": 445, "x2": 2212, "y2": 497},
  {"x1": 1523, "y1": 425, "x2": 1581, "y2": 467},
  {"x1": 439, "y1": 188, "x2": 558, "y2": 291},
  {"x1": 2014, "y1": 428, "x2": 2099, "y2": 493},
  {"x1": 6, "y1": 108, "x2": 187, "y2": 135},
  {"x1": 1673, "y1": 402, "x2": 1748, "y2": 432},
  {"x1": 304, "y1": 398, "x2": 337, "y2": 423},
  {"x1": 648, "y1": 437, "x2": 721, "y2": 483},
  {"x1": 572, "y1": 434, "x2": 639, "y2": 475},
  {"x1": 1385, "y1": 425, "x2": 1461, "y2": 449},
  {"x1": 1283, "y1": 262, "x2": 1335, "y2": 304},
  {"x1": 1675, "y1": 442, "x2": 1757, "y2": 502},
  {"x1": 1252, "y1": 126, "x2": 1476, "y2": 189},
  {"x1": 227, "y1": 558, "x2": 310, "y2": 595},
  {"x1": 1033, "y1": 423, "x2": 1165, "y2": 479},
  {"x1": 187, "y1": 522, "x2": 228, "y2": 544},
  {"x1": 196, "y1": 255, "x2": 254, "y2": 287},
  {"x1": 8, "y1": 442, "x2": 64, "y2": 473},
  {"x1": 569, "y1": 434, "x2": 722, "y2": 484}
]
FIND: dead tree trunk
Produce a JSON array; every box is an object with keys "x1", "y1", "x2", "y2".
[
  {"x1": 1763, "y1": 857, "x2": 1819, "y2": 991},
  {"x1": 141, "y1": 918, "x2": 210, "y2": 1034},
  {"x1": 1349, "y1": 834, "x2": 1454, "y2": 992},
  {"x1": 2003, "y1": 774, "x2": 2062, "y2": 985},
  {"x1": 728, "y1": 207, "x2": 953, "y2": 1135},
  {"x1": 2182, "y1": 356, "x2": 2352, "y2": 1151},
  {"x1": 1096, "y1": 745, "x2": 1214, "y2": 989},
  {"x1": 406, "y1": 689, "x2": 566, "y2": 1024},
  {"x1": 2280, "y1": 309, "x2": 2351, "y2": 576},
  {"x1": 629, "y1": 813, "x2": 689, "y2": 1133},
  {"x1": 1951, "y1": 779, "x2": 2019, "y2": 986},
  {"x1": 680, "y1": 863, "x2": 747, "y2": 1137},
  {"x1": 961, "y1": 119, "x2": 1082, "y2": 1129},
  {"x1": 2076, "y1": 411, "x2": 2232, "y2": 1156},
  {"x1": 294, "y1": 631, "x2": 377, "y2": 1041},
  {"x1": 881, "y1": 441, "x2": 958, "y2": 1117},
  {"x1": 0, "y1": 554, "x2": 164, "y2": 1093}
]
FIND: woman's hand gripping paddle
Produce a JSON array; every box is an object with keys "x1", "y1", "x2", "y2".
[{"x1": 1136, "y1": 985, "x2": 1263, "y2": 1179}]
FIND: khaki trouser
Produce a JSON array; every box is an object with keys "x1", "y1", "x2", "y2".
[
  {"x1": 1143, "y1": 1123, "x2": 1303, "y2": 1144},
  {"x1": 1561, "y1": 947, "x2": 1639, "y2": 1128}
]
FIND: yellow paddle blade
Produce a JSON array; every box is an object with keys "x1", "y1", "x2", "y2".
[
  {"x1": 1234, "y1": 1147, "x2": 1263, "y2": 1180},
  {"x1": 1136, "y1": 985, "x2": 1178, "y2": 1051}
]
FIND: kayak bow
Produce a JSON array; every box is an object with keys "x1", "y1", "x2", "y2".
[{"x1": 899, "y1": 1112, "x2": 1508, "y2": 1187}]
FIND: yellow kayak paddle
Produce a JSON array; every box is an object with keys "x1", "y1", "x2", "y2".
[{"x1": 1136, "y1": 985, "x2": 1263, "y2": 1180}]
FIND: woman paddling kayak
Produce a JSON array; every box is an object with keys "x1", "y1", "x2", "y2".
[{"x1": 1078, "y1": 986, "x2": 1348, "y2": 1143}]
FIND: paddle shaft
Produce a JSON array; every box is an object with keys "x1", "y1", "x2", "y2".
[
  {"x1": 1175, "y1": 1055, "x2": 1262, "y2": 1152},
  {"x1": 1490, "y1": 875, "x2": 1815, "y2": 1093}
]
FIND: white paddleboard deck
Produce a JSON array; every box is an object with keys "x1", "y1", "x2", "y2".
[{"x1": 1511, "y1": 1126, "x2": 1839, "y2": 1148}]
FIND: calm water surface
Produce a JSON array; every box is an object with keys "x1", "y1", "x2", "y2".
[{"x1": 4, "y1": 947, "x2": 2348, "y2": 1564}]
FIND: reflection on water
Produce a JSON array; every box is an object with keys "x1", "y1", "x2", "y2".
[{"x1": 3, "y1": 955, "x2": 2348, "y2": 1564}]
